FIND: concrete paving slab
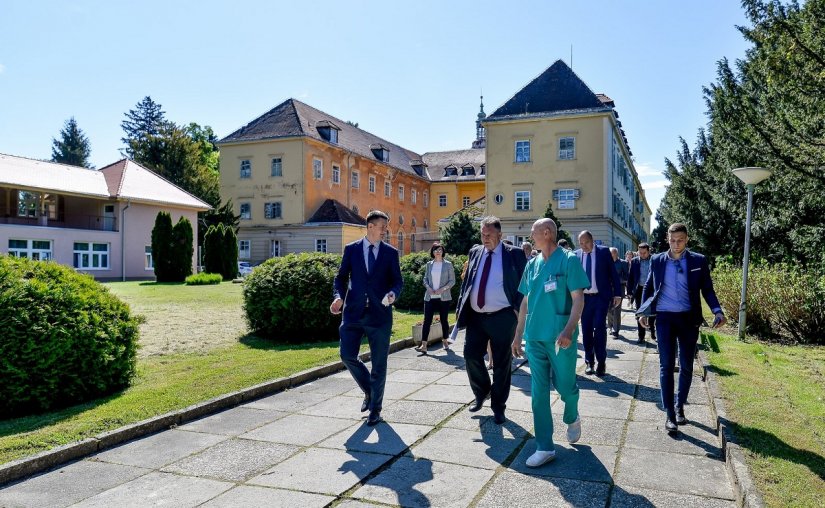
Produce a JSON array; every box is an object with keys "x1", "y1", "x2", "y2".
[
  {"x1": 510, "y1": 372, "x2": 533, "y2": 392},
  {"x1": 161, "y1": 438, "x2": 300, "y2": 481},
  {"x1": 636, "y1": 384, "x2": 710, "y2": 406},
  {"x1": 610, "y1": 484, "x2": 736, "y2": 508},
  {"x1": 580, "y1": 360, "x2": 642, "y2": 384},
  {"x1": 441, "y1": 406, "x2": 491, "y2": 432},
  {"x1": 623, "y1": 421, "x2": 722, "y2": 457},
  {"x1": 409, "y1": 427, "x2": 524, "y2": 470},
  {"x1": 91, "y1": 429, "x2": 226, "y2": 469},
  {"x1": 432, "y1": 371, "x2": 472, "y2": 386},
  {"x1": 573, "y1": 394, "x2": 632, "y2": 420},
  {"x1": 0, "y1": 461, "x2": 149, "y2": 508},
  {"x1": 199, "y1": 485, "x2": 335, "y2": 508},
  {"x1": 578, "y1": 380, "x2": 636, "y2": 399},
  {"x1": 292, "y1": 376, "x2": 357, "y2": 396},
  {"x1": 241, "y1": 413, "x2": 355, "y2": 446},
  {"x1": 386, "y1": 369, "x2": 449, "y2": 385},
  {"x1": 298, "y1": 395, "x2": 375, "y2": 420},
  {"x1": 551, "y1": 416, "x2": 626, "y2": 447},
  {"x1": 316, "y1": 421, "x2": 432, "y2": 456},
  {"x1": 616, "y1": 449, "x2": 734, "y2": 499},
  {"x1": 476, "y1": 471, "x2": 610, "y2": 508},
  {"x1": 506, "y1": 387, "x2": 546, "y2": 413},
  {"x1": 510, "y1": 441, "x2": 618, "y2": 484},
  {"x1": 380, "y1": 400, "x2": 462, "y2": 426},
  {"x1": 630, "y1": 399, "x2": 718, "y2": 427},
  {"x1": 70, "y1": 471, "x2": 232, "y2": 508},
  {"x1": 385, "y1": 356, "x2": 418, "y2": 370},
  {"x1": 335, "y1": 501, "x2": 384, "y2": 508},
  {"x1": 178, "y1": 407, "x2": 288, "y2": 436},
  {"x1": 605, "y1": 350, "x2": 646, "y2": 361},
  {"x1": 342, "y1": 381, "x2": 427, "y2": 401},
  {"x1": 403, "y1": 356, "x2": 465, "y2": 372},
  {"x1": 247, "y1": 447, "x2": 392, "y2": 496},
  {"x1": 403, "y1": 384, "x2": 474, "y2": 404},
  {"x1": 479, "y1": 409, "x2": 534, "y2": 438},
  {"x1": 242, "y1": 390, "x2": 330, "y2": 413},
  {"x1": 351, "y1": 455, "x2": 495, "y2": 508}
]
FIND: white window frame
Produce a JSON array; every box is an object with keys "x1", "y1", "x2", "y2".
[
  {"x1": 397, "y1": 232, "x2": 404, "y2": 252},
  {"x1": 351, "y1": 170, "x2": 360, "y2": 189},
  {"x1": 462, "y1": 196, "x2": 470, "y2": 207},
  {"x1": 73, "y1": 242, "x2": 109, "y2": 270},
  {"x1": 559, "y1": 137, "x2": 576, "y2": 160},
  {"x1": 271, "y1": 157, "x2": 283, "y2": 177},
  {"x1": 8, "y1": 239, "x2": 52, "y2": 260},
  {"x1": 438, "y1": 194, "x2": 447, "y2": 207},
  {"x1": 238, "y1": 240, "x2": 251, "y2": 259},
  {"x1": 515, "y1": 140, "x2": 531, "y2": 163},
  {"x1": 313, "y1": 158, "x2": 323, "y2": 180},
  {"x1": 239, "y1": 203, "x2": 251, "y2": 220},
  {"x1": 270, "y1": 239, "x2": 281, "y2": 257},
  {"x1": 558, "y1": 188, "x2": 576, "y2": 209},
  {"x1": 315, "y1": 239, "x2": 327, "y2": 253},
  {"x1": 144, "y1": 245, "x2": 154, "y2": 270},
  {"x1": 384, "y1": 180, "x2": 391, "y2": 197},
  {"x1": 369, "y1": 175, "x2": 376, "y2": 193},
  {"x1": 332, "y1": 164, "x2": 340, "y2": 184},
  {"x1": 411, "y1": 189, "x2": 417, "y2": 204},
  {"x1": 329, "y1": 129, "x2": 338, "y2": 144},
  {"x1": 398, "y1": 184, "x2": 404, "y2": 201},
  {"x1": 423, "y1": 191, "x2": 429, "y2": 208},
  {"x1": 264, "y1": 202, "x2": 282, "y2": 219},
  {"x1": 515, "y1": 191, "x2": 531, "y2": 211},
  {"x1": 240, "y1": 159, "x2": 252, "y2": 179}
]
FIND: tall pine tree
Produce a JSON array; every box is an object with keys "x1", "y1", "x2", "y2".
[
  {"x1": 542, "y1": 201, "x2": 572, "y2": 244},
  {"x1": 51, "y1": 117, "x2": 92, "y2": 168},
  {"x1": 151, "y1": 211, "x2": 174, "y2": 282},
  {"x1": 440, "y1": 211, "x2": 480, "y2": 255},
  {"x1": 121, "y1": 96, "x2": 166, "y2": 159}
]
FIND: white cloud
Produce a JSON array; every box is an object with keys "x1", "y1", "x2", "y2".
[
  {"x1": 296, "y1": 90, "x2": 310, "y2": 99},
  {"x1": 0, "y1": 64, "x2": 5, "y2": 74},
  {"x1": 643, "y1": 179, "x2": 669, "y2": 190},
  {"x1": 634, "y1": 162, "x2": 663, "y2": 178}
]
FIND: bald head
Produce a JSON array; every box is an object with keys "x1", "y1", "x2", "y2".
[{"x1": 530, "y1": 218, "x2": 557, "y2": 255}]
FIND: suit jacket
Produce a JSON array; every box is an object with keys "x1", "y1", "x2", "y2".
[
  {"x1": 573, "y1": 245, "x2": 623, "y2": 301},
  {"x1": 333, "y1": 238, "x2": 403, "y2": 324},
  {"x1": 627, "y1": 256, "x2": 647, "y2": 294},
  {"x1": 423, "y1": 259, "x2": 456, "y2": 302},
  {"x1": 454, "y1": 242, "x2": 527, "y2": 328},
  {"x1": 641, "y1": 250, "x2": 722, "y2": 326}
]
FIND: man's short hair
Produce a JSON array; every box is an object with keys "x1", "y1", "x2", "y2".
[
  {"x1": 578, "y1": 230, "x2": 593, "y2": 241},
  {"x1": 502, "y1": 239, "x2": 513, "y2": 245},
  {"x1": 609, "y1": 247, "x2": 619, "y2": 255},
  {"x1": 638, "y1": 242, "x2": 650, "y2": 250},
  {"x1": 668, "y1": 223, "x2": 688, "y2": 235},
  {"x1": 522, "y1": 241, "x2": 532, "y2": 249},
  {"x1": 366, "y1": 210, "x2": 389, "y2": 225},
  {"x1": 557, "y1": 239, "x2": 569, "y2": 248},
  {"x1": 429, "y1": 242, "x2": 444, "y2": 258},
  {"x1": 480, "y1": 216, "x2": 502, "y2": 231}
]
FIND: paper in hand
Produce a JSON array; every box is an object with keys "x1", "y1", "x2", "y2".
[
  {"x1": 381, "y1": 294, "x2": 391, "y2": 306},
  {"x1": 448, "y1": 325, "x2": 459, "y2": 344}
]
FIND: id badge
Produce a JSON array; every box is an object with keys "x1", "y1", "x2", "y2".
[{"x1": 544, "y1": 277, "x2": 557, "y2": 293}]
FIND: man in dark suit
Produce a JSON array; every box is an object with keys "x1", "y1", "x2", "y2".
[
  {"x1": 330, "y1": 210, "x2": 403, "y2": 426},
  {"x1": 574, "y1": 231, "x2": 623, "y2": 376},
  {"x1": 640, "y1": 223, "x2": 726, "y2": 433},
  {"x1": 627, "y1": 242, "x2": 656, "y2": 343},
  {"x1": 454, "y1": 216, "x2": 527, "y2": 424}
]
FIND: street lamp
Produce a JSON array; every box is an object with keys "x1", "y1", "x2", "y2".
[{"x1": 732, "y1": 167, "x2": 772, "y2": 340}]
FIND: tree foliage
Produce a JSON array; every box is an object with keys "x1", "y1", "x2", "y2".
[
  {"x1": 121, "y1": 96, "x2": 165, "y2": 156},
  {"x1": 440, "y1": 211, "x2": 480, "y2": 255},
  {"x1": 203, "y1": 224, "x2": 239, "y2": 281},
  {"x1": 171, "y1": 216, "x2": 194, "y2": 281},
  {"x1": 542, "y1": 201, "x2": 572, "y2": 244},
  {"x1": 151, "y1": 211, "x2": 174, "y2": 282},
  {"x1": 51, "y1": 117, "x2": 92, "y2": 168}
]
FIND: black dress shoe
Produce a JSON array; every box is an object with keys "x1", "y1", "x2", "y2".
[
  {"x1": 367, "y1": 410, "x2": 382, "y2": 426},
  {"x1": 360, "y1": 396, "x2": 370, "y2": 413},
  {"x1": 493, "y1": 411, "x2": 506, "y2": 425},
  {"x1": 468, "y1": 398, "x2": 485, "y2": 412},
  {"x1": 675, "y1": 406, "x2": 687, "y2": 425},
  {"x1": 596, "y1": 363, "x2": 606, "y2": 376},
  {"x1": 665, "y1": 418, "x2": 678, "y2": 433},
  {"x1": 585, "y1": 363, "x2": 595, "y2": 375}
]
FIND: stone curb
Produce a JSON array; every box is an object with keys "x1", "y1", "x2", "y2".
[
  {"x1": 699, "y1": 346, "x2": 766, "y2": 508},
  {"x1": 0, "y1": 337, "x2": 416, "y2": 487}
]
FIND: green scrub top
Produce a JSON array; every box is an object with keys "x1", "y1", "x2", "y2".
[{"x1": 518, "y1": 247, "x2": 589, "y2": 342}]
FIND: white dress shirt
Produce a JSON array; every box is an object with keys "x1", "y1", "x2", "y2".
[
  {"x1": 470, "y1": 242, "x2": 510, "y2": 312},
  {"x1": 580, "y1": 249, "x2": 599, "y2": 294}
]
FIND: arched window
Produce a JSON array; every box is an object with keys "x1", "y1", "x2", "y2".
[{"x1": 397, "y1": 232, "x2": 404, "y2": 253}]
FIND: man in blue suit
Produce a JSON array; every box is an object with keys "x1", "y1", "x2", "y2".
[
  {"x1": 640, "y1": 223, "x2": 726, "y2": 433},
  {"x1": 574, "y1": 231, "x2": 623, "y2": 376},
  {"x1": 330, "y1": 210, "x2": 403, "y2": 426}
]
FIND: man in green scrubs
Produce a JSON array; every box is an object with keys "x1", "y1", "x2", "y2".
[{"x1": 512, "y1": 218, "x2": 588, "y2": 467}]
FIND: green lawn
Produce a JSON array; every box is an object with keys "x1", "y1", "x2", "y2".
[
  {"x1": 0, "y1": 281, "x2": 423, "y2": 465},
  {"x1": 703, "y1": 332, "x2": 825, "y2": 507}
]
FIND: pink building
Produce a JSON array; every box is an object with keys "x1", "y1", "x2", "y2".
[{"x1": 0, "y1": 154, "x2": 211, "y2": 280}]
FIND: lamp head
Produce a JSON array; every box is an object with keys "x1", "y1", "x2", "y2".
[{"x1": 732, "y1": 167, "x2": 772, "y2": 186}]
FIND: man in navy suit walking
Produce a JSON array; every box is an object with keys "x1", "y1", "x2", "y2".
[
  {"x1": 574, "y1": 231, "x2": 623, "y2": 376},
  {"x1": 331, "y1": 210, "x2": 403, "y2": 426},
  {"x1": 640, "y1": 223, "x2": 726, "y2": 433}
]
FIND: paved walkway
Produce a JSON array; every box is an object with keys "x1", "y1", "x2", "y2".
[{"x1": 0, "y1": 305, "x2": 736, "y2": 507}]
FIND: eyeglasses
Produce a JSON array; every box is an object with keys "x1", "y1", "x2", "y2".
[{"x1": 672, "y1": 259, "x2": 683, "y2": 274}]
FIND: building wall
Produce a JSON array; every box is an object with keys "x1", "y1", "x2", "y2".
[
  {"x1": 428, "y1": 180, "x2": 485, "y2": 228},
  {"x1": 123, "y1": 203, "x2": 199, "y2": 280}
]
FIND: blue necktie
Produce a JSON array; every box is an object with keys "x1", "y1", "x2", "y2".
[
  {"x1": 586, "y1": 252, "x2": 593, "y2": 286},
  {"x1": 368, "y1": 244, "x2": 376, "y2": 274}
]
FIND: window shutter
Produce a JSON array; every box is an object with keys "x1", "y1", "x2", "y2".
[
  {"x1": 552, "y1": 189, "x2": 559, "y2": 200},
  {"x1": 574, "y1": 189, "x2": 581, "y2": 199}
]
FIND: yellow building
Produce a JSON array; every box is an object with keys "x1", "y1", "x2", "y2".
[{"x1": 483, "y1": 60, "x2": 651, "y2": 253}]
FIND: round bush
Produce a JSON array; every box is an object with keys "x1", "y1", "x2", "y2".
[
  {"x1": 243, "y1": 253, "x2": 342, "y2": 342},
  {"x1": 395, "y1": 252, "x2": 466, "y2": 311},
  {"x1": 0, "y1": 256, "x2": 140, "y2": 418},
  {"x1": 185, "y1": 272, "x2": 223, "y2": 285}
]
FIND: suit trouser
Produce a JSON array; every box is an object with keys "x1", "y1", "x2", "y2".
[
  {"x1": 339, "y1": 311, "x2": 392, "y2": 412},
  {"x1": 581, "y1": 295, "x2": 610, "y2": 365},
  {"x1": 421, "y1": 298, "x2": 450, "y2": 342},
  {"x1": 633, "y1": 286, "x2": 656, "y2": 340},
  {"x1": 606, "y1": 301, "x2": 622, "y2": 335},
  {"x1": 464, "y1": 308, "x2": 516, "y2": 414},
  {"x1": 655, "y1": 311, "x2": 699, "y2": 420},
  {"x1": 526, "y1": 340, "x2": 580, "y2": 451}
]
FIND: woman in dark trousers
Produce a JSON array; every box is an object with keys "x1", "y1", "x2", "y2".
[{"x1": 416, "y1": 243, "x2": 455, "y2": 353}]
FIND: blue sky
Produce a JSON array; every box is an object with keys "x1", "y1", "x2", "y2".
[{"x1": 0, "y1": 1, "x2": 751, "y2": 224}]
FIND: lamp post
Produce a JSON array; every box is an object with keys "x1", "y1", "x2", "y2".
[{"x1": 732, "y1": 167, "x2": 772, "y2": 340}]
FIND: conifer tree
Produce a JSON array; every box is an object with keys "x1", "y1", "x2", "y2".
[
  {"x1": 51, "y1": 117, "x2": 92, "y2": 168},
  {"x1": 440, "y1": 211, "x2": 480, "y2": 255},
  {"x1": 171, "y1": 217, "x2": 194, "y2": 281},
  {"x1": 121, "y1": 96, "x2": 165, "y2": 158},
  {"x1": 151, "y1": 211, "x2": 174, "y2": 281},
  {"x1": 542, "y1": 201, "x2": 572, "y2": 244}
]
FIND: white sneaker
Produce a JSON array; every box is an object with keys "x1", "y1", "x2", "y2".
[
  {"x1": 526, "y1": 449, "x2": 556, "y2": 468},
  {"x1": 567, "y1": 417, "x2": 582, "y2": 443}
]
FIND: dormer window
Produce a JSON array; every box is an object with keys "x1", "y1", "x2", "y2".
[
  {"x1": 480, "y1": 164, "x2": 486, "y2": 175},
  {"x1": 461, "y1": 164, "x2": 475, "y2": 176},
  {"x1": 409, "y1": 159, "x2": 427, "y2": 176},
  {"x1": 316, "y1": 120, "x2": 340, "y2": 144},
  {"x1": 444, "y1": 165, "x2": 459, "y2": 177},
  {"x1": 370, "y1": 143, "x2": 390, "y2": 163}
]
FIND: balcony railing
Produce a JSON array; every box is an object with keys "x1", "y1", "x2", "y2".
[{"x1": 0, "y1": 214, "x2": 118, "y2": 232}]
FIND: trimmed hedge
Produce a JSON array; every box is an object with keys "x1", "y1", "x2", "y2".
[
  {"x1": 395, "y1": 252, "x2": 466, "y2": 310},
  {"x1": 243, "y1": 253, "x2": 342, "y2": 342},
  {"x1": 713, "y1": 260, "x2": 825, "y2": 344},
  {"x1": 0, "y1": 256, "x2": 140, "y2": 417},
  {"x1": 185, "y1": 272, "x2": 223, "y2": 285}
]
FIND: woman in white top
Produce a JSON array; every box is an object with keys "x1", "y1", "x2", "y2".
[{"x1": 416, "y1": 243, "x2": 456, "y2": 353}]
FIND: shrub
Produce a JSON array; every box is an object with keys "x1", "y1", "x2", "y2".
[
  {"x1": 243, "y1": 253, "x2": 342, "y2": 342},
  {"x1": 203, "y1": 224, "x2": 238, "y2": 281},
  {"x1": 171, "y1": 216, "x2": 194, "y2": 281},
  {"x1": 151, "y1": 211, "x2": 173, "y2": 281},
  {"x1": 0, "y1": 256, "x2": 140, "y2": 417},
  {"x1": 185, "y1": 272, "x2": 223, "y2": 285},
  {"x1": 222, "y1": 225, "x2": 239, "y2": 280},
  {"x1": 395, "y1": 252, "x2": 466, "y2": 311},
  {"x1": 712, "y1": 260, "x2": 825, "y2": 344}
]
